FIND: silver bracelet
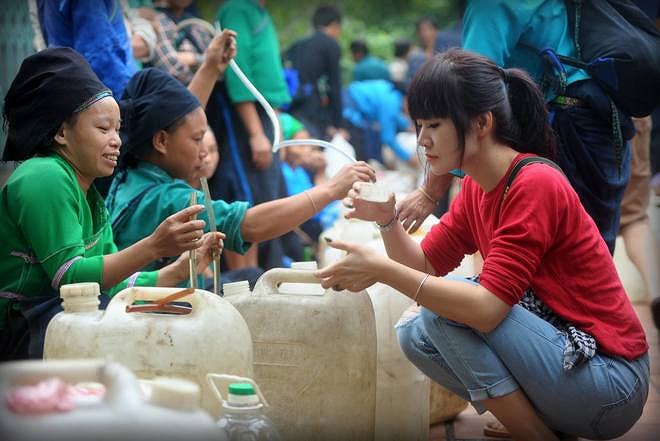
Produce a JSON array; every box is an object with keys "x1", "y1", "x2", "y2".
[{"x1": 375, "y1": 207, "x2": 399, "y2": 232}]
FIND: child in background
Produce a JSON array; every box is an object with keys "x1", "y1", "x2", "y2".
[{"x1": 278, "y1": 112, "x2": 339, "y2": 263}]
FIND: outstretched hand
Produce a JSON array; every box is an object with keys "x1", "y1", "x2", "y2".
[
  {"x1": 325, "y1": 161, "x2": 376, "y2": 200},
  {"x1": 313, "y1": 239, "x2": 385, "y2": 292}
]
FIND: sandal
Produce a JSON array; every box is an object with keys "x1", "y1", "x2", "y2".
[{"x1": 483, "y1": 417, "x2": 512, "y2": 438}]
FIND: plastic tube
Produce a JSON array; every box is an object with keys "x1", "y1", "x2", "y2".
[
  {"x1": 176, "y1": 18, "x2": 356, "y2": 162},
  {"x1": 273, "y1": 139, "x2": 356, "y2": 163}
]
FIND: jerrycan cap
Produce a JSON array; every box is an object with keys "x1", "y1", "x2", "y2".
[
  {"x1": 60, "y1": 282, "x2": 100, "y2": 298},
  {"x1": 149, "y1": 376, "x2": 200, "y2": 411},
  {"x1": 227, "y1": 382, "x2": 260, "y2": 406},
  {"x1": 59, "y1": 282, "x2": 100, "y2": 312},
  {"x1": 223, "y1": 280, "x2": 250, "y2": 297}
]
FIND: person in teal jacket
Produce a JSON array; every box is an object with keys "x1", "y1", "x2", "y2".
[
  {"x1": 106, "y1": 33, "x2": 375, "y2": 275},
  {"x1": 0, "y1": 47, "x2": 221, "y2": 360}
]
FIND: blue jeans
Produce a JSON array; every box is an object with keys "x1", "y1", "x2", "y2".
[{"x1": 396, "y1": 276, "x2": 649, "y2": 439}]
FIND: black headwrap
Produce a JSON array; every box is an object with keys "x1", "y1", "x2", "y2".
[
  {"x1": 2, "y1": 47, "x2": 112, "y2": 161},
  {"x1": 118, "y1": 68, "x2": 200, "y2": 159}
]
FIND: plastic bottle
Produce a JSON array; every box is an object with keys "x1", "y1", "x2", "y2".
[{"x1": 212, "y1": 380, "x2": 281, "y2": 441}]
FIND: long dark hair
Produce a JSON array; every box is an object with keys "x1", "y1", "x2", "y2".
[{"x1": 407, "y1": 49, "x2": 556, "y2": 160}]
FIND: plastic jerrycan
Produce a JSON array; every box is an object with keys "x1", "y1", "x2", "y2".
[
  {"x1": 366, "y1": 282, "x2": 430, "y2": 441},
  {"x1": 207, "y1": 373, "x2": 281, "y2": 441},
  {"x1": 0, "y1": 359, "x2": 224, "y2": 441},
  {"x1": 282, "y1": 261, "x2": 429, "y2": 440},
  {"x1": 225, "y1": 268, "x2": 377, "y2": 441},
  {"x1": 43, "y1": 283, "x2": 253, "y2": 416}
]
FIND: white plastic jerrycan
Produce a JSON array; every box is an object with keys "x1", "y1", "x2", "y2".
[
  {"x1": 0, "y1": 359, "x2": 224, "y2": 441},
  {"x1": 366, "y1": 282, "x2": 430, "y2": 441},
  {"x1": 43, "y1": 283, "x2": 253, "y2": 416},
  {"x1": 225, "y1": 268, "x2": 377, "y2": 441}
]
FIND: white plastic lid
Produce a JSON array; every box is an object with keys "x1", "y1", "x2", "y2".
[
  {"x1": 223, "y1": 280, "x2": 250, "y2": 297},
  {"x1": 60, "y1": 282, "x2": 100, "y2": 299},
  {"x1": 60, "y1": 282, "x2": 100, "y2": 312},
  {"x1": 148, "y1": 377, "x2": 200, "y2": 411},
  {"x1": 290, "y1": 261, "x2": 318, "y2": 270}
]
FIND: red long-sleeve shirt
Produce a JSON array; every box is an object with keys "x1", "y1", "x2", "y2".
[{"x1": 421, "y1": 154, "x2": 648, "y2": 360}]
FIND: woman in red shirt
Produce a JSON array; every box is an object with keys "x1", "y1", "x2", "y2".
[{"x1": 315, "y1": 49, "x2": 649, "y2": 440}]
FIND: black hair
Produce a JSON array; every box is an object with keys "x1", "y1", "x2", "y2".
[
  {"x1": 350, "y1": 40, "x2": 369, "y2": 56},
  {"x1": 49, "y1": 111, "x2": 81, "y2": 153},
  {"x1": 407, "y1": 49, "x2": 556, "y2": 160},
  {"x1": 120, "y1": 111, "x2": 192, "y2": 169},
  {"x1": 394, "y1": 39, "x2": 412, "y2": 58},
  {"x1": 312, "y1": 5, "x2": 341, "y2": 28}
]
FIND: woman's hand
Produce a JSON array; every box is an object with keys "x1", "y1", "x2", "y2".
[
  {"x1": 148, "y1": 205, "x2": 206, "y2": 259},
  {"x1": 194, "y1": 231, "x2": 225, "y2": 272},
  {"x1": 398, "y1": 174, "x2": 453, "y2": 233},
  {"x1": 343, "y1": 182, "x2": 396, "y2": 225},
  {"x1": 204, "y1": 29, "x2": 237, "y2": 74},
  {"x1": 397, "y1": 188, "x2": 436, "y2": 234},
  {"x1": 324, "y1": 161, "x2": 376, "y2": 200},
  {"x1": 313, "y1": 239, "x2": 386, "y2": 292},
  {"x1": 158, "y1": 232, "x2": 225, "y2": 286}
]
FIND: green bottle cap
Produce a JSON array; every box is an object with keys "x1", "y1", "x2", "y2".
[{"x1": 228, "y1": 383, "x2": 255, "y2": 396}]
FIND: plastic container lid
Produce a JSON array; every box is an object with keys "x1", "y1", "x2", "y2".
[
  {"x1": 226, "y1": 383, "x2": 260, "y2": 407},
  {"x1": 228, "y1": 383, "x2": 255, "y2": 395},
  {"x1": 223, "y1": 280, "x2": 250, "y2": 297},
  {"x1": 60, "y1": 282, "x2": 100, "y2": 312},
  {"x1": 60, "y1": 282, "x2": 100, "y2": 298},
  {"x1": 149, "y1": 377, "x2": 200, "y2": 411}
]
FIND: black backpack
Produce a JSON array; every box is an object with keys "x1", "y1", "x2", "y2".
[{"x1": 539, "y1": 0, "x2": 660, "y2": 117}]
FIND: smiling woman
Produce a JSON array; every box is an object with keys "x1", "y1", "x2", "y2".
[{"x1": 0, "y1": 47, "x2": 223, "y2": 360}]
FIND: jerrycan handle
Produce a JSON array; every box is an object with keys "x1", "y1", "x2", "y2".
[
  {"x1": 254, "y1": 268, "x2": 324, "y2": 296},
  {"x1": 206, "y1": 373, "x2": 270, "y2": 408},
  {"x1": 106, "y1": 287, "x2": 201, "y2": 316}
]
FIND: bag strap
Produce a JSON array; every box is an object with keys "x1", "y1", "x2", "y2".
[{"x1": 501, "y1": 156, "x2": 564, "y2": 204}]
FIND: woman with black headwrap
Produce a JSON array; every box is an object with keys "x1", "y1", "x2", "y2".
[
  {"x1": 0, "y1": 47, "x2": 223, "y2": 360},
  {"x1": 105, "y1": 32, "x2": 376, "y2": 275}
]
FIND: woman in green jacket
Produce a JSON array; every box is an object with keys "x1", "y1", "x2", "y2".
[{"x1": 0, "y1": 47, "x2": 223, "y2": 360}]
